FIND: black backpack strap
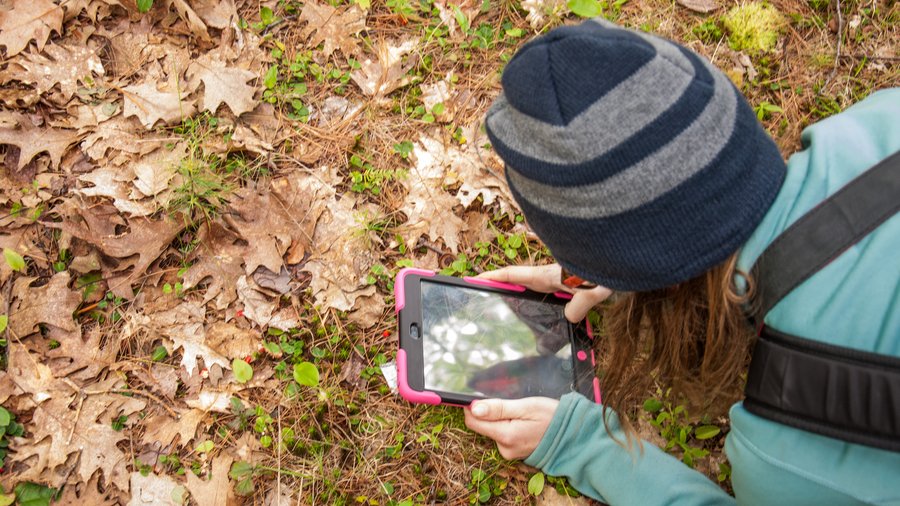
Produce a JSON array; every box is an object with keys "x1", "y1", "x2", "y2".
[
  {"x1": 745, "y1": 149, "x2": 900, "y2": 451},
  {"x1": 750, "y1": 149, "x2": 900, "y2": 323},
  {"x1": 745, "y1": 327, "x2": 900, "y2": 451}
]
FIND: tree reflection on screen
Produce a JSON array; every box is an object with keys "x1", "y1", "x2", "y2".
[{"x1": 421, "y1": 281, "x2": 574, "y2": 398}]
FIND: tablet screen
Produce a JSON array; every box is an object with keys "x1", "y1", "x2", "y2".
[{"x1": 420, "y1": 280, "x2": 575, "y2": 399}]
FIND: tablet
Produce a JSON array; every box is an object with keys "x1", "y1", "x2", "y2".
[{"x1": 395, "y1": 268, "x2": 600, "y2": 406}]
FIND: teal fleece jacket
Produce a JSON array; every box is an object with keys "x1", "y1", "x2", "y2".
[{"x1": 524, "y1": 88, "x2": 900, "y2": 505}]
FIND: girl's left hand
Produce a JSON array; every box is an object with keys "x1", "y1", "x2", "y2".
[{"x1": 464, "y1": 397, "x2": 559, "y2": 460}]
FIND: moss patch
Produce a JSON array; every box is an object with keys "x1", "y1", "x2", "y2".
[{"x1": 722, "y1": 2, "x2": 786, "y2": 53}]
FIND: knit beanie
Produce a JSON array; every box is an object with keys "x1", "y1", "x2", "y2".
[{"x1": 485, "y1": 18, "x2": 787, "y2": 291}]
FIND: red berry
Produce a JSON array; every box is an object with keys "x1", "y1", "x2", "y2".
[
  {"x1": 236, "y1": 309, "x2": 244, "y2": 318},
  {"x1": 382, "y1": 330, "x2": 391, "y2": 338}
]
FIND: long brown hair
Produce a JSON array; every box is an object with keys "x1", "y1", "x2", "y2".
[{"x1": 598, "y1": 252, "x2": 755, "y2": 440}]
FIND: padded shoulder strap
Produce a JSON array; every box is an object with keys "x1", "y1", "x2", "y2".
[{"x1": 750, "y1": 149, "x2": 900, "y2": 322}]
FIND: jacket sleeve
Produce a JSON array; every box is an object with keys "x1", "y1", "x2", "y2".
[{"x1": 525, "y1": 392, "x2": 734, "y2": 506}]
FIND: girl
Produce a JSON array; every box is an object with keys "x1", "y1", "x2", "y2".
[{"x1": 464, "y1": 18, "x2": 900, "y2": 505}]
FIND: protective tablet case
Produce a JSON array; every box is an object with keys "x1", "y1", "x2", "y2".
[{"x1": 395, "y1": 267, "x2": 601, "y2": 406}]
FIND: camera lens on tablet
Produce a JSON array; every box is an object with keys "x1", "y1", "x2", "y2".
[{"x1": 410, "y1": 323, "x2": 420, "y2": 339}]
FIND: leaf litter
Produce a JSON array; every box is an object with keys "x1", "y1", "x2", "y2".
[{"x1": 0, "y1": 0, "x2": 893, "y2": 503}]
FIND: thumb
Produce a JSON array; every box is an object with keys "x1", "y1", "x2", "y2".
[
  {"x1": 564, "y1": 285, "x2": 613, "y2": 322},
  {"x1": 470, "y1": 399, "x2": 530, "y2": 421}
]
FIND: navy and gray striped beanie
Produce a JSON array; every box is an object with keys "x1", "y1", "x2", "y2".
[{"x1": 486, "y1": 18, "x2": 787, "y2": 291}]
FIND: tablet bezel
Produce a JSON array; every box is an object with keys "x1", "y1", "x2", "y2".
[{"x1": 395, "y1": 268, "x2": 600, "y2": 406}]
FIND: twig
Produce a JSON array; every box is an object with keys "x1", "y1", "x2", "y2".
[
  {"x1": 821, "y1": 0, "x2": 844, "y2": 91},
  {"x1": 82, "y1": 388, "x2": 180, "y2": 418}
]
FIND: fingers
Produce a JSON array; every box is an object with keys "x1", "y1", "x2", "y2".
[
  {"x1": 477, "y1": 264, "x2": 566, "y2": 293},
  {"x1": 464, "y1": 397, "x2": 560, "y2": 460},
  {"x1": 565, "y1": 285, "x2": 613, "y2": 322}
]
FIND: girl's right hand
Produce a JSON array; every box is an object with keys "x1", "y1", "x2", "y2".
[{"x1": 477, "y1": 264, "x2": 612, "y2": 322}]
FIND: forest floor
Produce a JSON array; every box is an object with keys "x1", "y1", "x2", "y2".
[{"x1": 0, "y1": 0, "x2": 896, "y2": 504}]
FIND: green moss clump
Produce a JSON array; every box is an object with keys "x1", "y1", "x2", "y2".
[{"x1": 722, "y1": 2, "x2": 785, "y2": 53}]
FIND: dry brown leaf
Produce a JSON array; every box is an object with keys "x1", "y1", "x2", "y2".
[
  {"x1": 185, "y1": 454, "x2": 234, "y2": 506},
  {"x1": 164, "y1": 0, "x2": 210, "y2": 41},
  {"x1": 149, "y1": 302, "x2": 229, "y2": 376},
  {"x1": 4, "y1": 343, "x2": 56, "y2": 404},
  {"x1": 188, "y1": 57, "x2": 258, "y2": 116},
  {"x1": 11, "y1": 377, "x2": 146, "y2": 492},
  {"x1": 0, "y1": 0, "x2": 64, "y2": 57},
  {"x1": 47, "y1": 207, "x2": 184, "y2": 297},
  {"x1": 127, "y1": 362, "x2": 180, "y2": 400},
  {"x1": 129, "y1": 472, "x2": 183, "y2": 506},
  {"x1": 77, "y1": 166, "x2": 158, "y2": 217},
  {"x1": 299, "y1": 1, "x2": 366, "y2": 59},
  {"x1": 397, "y1": 135, "x2": 477, "y2": 253},
  {"x1": 60, "y1": 0, "x2": 122, "y2": 22},
  {"x1": 676, "y1": 0, "x2": 719, "y2": 12},
  {"x1": 0, "y1": 224, "x2": 42, "y2": 285},
  {"x1": 236, "y1": 275, "x2": 300, "y2": 330},
  {"x1": 130, "y1": 144, "x2": 186, "y2": 199},
  {"x1": 181, "y1": 222, "x2": 246, "y2": 310},
  {"x1": 346, "y1": 292, "x2": 386, "y2": 329},
  {"x1": 0, "y1": 124, "x2": 80, "y2": 170},
  {"x1": 9, "y1": 272, "x2": 80, "y2": 338},
  {"x1": 193, "y1": 0, "x2": 238, "y2": 29},
  {"x1": 225, "y1": 173, "x2": 330, "y2": 275},
  {"x1": 303, "y1": 195, "x2": 380, "y2": 312},
  {"x1": 0, "y1": 43, "x2": 105, "y2": 100},
  {"x1": 45, "y1": 325, "x2": 118, "y2": 381},
  {"x1": 55, "y1": 470, "x2": 119, "y2": 505},
  {"x1": 122, "y1": 81, "x2": 196, "y2": 129},
  {"x1": 141, "y1": 409, "x2": 205, "y2": 448},
  {"x1": 81, "y1": 116, "x2": 162, "y2": 165},
  {"x1": 184, "y1": 390, "x2": 236, "y2": 412},
  {"x1": 205, "y1": 322, "x2": 258, "y2": 360},
  {"x1": 350, "y1": 39, "x2": 416, "y2": 98}
]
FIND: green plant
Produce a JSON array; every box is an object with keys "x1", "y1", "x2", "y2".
[
  {"x1": 467, "y1": 468, "x2": 506, "y2": 504},
  {"x1": 1, "y1": 406, "x2": 25, "y2": 469},
  {"x1": 643, "y1": 392, "x2": 721, "y2": 468},
  {"x1": 568, "y1": 0, "x2": 603, "y2": 18},
  {"x1": 754, "y1": 101, "x2": 783, "y2": 120},
  {"x1": 3, "y1": 248, "x2": 25, "y2": 272},
  {"x1": 136, "y1": 0, "x2": 153, "y2": 13},
  {"x1": 348, "y1": 154, "x2": 407, "y2": 195},
  {"x1": 693, "y1": 20, "x2": 723, "y2": 44},
  {"x1": 13, "y1": 482, "x2": 56, "y2": 506}
]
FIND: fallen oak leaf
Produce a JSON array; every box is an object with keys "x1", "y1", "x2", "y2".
[
  {"x1": 181, "y1": 221, "x2": 247, "y2": 310},
  {"x1": 236, "y1": 275, "x2": 300, "y2": 330},
  {"x1": 0, "y1": 124, "x2": 80, "y2": 170},
  {"x1": 350, "y1": 39, "x2": 416, "y2": 98},
  {"x1": 0, "y1": 43, "x2": 105, "y2": 100},
  {"x1": 0, "y1": 0, "x2": 64, "y2": 57},
  {"x1": 141, "y1": 409, "x2": 205, "y2": 448},
  {"x1": 46, "y1": 207, "x2": 184, "y2": 297},
  {"x1": 129, "y1": 472, "x2": 183, "y2": 506},
  {"x1": 302, "y1": 195, "x2": 380, "y2": 312},
  {"x1": 187, "y1": 57, "x2": 258, "y2": 116},
  {"x1": 9, "y1": 272, "x2": 80, "y2": 338},
  {"x1": 122, "y1": 81, "x2": 197, "y2": 129},
  {"x1": 148, "y1": 302, "x2": 230, "y2": 376},
  {"x1": 299, "y1": 1, "x2": 367, "y2": 59},
  {"x1": 164, "y1": 0, "x2": 211, "y2": 41},
  {"x1": 184, "y1": 454, "x2": 235, "y2": 506}
]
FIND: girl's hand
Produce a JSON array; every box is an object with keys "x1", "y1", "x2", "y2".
[
  {"x1": 478, "y1": 265, "x2": 613, "y2": 322},
  {"x1": 464, "y1": 397, "x2": 560, "y2": 460}
]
